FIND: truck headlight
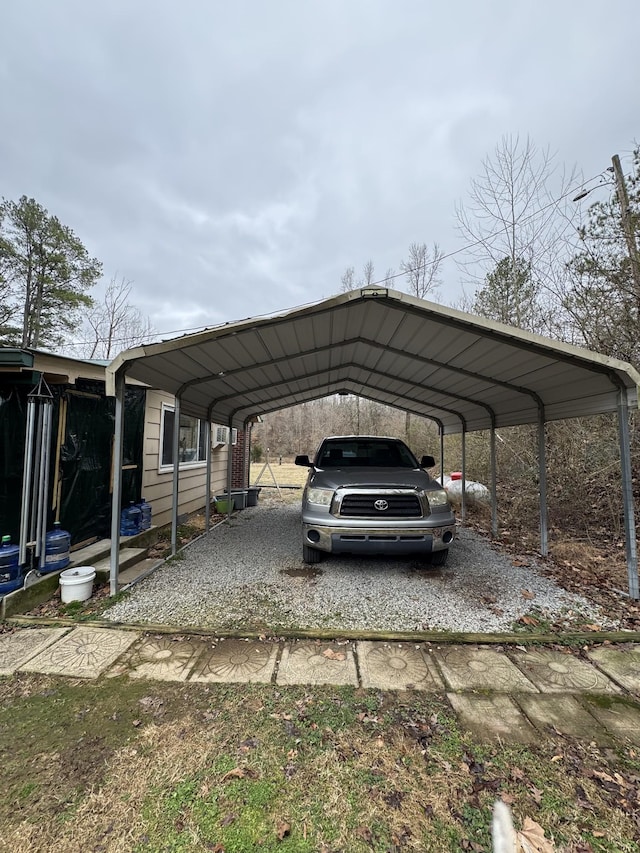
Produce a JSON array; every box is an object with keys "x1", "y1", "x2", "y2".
[
  {"x1": 427, "y1": 489, "x2": 449, "y2": 508},
  {"x1": 307, "y1": 488, "x2": 334, "y2": 507}
]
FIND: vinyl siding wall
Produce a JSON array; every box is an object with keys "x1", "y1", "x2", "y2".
[{"x1": 141, "y1": 390, "x2": 230, "y2": 528}]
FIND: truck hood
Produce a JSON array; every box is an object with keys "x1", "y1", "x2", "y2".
[{"x1": 310, "y1": 467, "x2": 439, "y2": 491}]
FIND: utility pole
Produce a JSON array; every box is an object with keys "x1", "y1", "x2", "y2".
[{"x1": 611, "y1": 154, "x2": 640, "y2": 296}]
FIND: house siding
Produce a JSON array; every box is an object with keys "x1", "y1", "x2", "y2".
[{"x1": 141, "y1": 390, "x2": 230, "y2": 528}]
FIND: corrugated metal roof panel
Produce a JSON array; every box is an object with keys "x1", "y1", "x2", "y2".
[{"x1": 106, "y1": 289, "x2": 640, "y2": 433}]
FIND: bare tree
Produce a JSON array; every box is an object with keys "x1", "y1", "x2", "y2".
[
  {"x1": 340, "y1": 266, "x2": 355, "y2": 292},
  {"x1": 455, "y1": 135, "x2": 580, "y2": 331},
  {"x1": 80, "y1": 275, "x2": 155, "y2": 359},
  {"x1": 399, "y1": 242, "x2": 443, "y2": 299},
  {"x1": 360, "y1": 259, "x2": 375, "y2": 286},
  {"x1": 340, "y1": 260, "x2": 376, "y2": 292}
]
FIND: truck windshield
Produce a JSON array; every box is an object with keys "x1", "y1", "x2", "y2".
[{"x1": 318, "y1": 439, "x2": 418, "y2": 468}]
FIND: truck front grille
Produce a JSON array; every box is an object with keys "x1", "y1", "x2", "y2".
[{"x1": 338, "y1": 493, "x2": 422, "y2": 518}]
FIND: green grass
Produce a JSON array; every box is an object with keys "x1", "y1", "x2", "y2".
[{"x1": 1, "y1": 677, "x2": 639, "y2": 852}]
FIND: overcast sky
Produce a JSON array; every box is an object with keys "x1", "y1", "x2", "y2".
[{"x1": 1, "y1": 1, "x2": 638, "y2": 345}]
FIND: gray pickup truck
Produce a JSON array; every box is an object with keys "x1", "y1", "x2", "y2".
[{"x1": 295, "y1": 435, "x2": 456, "y2": 565}]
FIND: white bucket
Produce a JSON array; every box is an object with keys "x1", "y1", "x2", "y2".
[{"x1": 59, "y1": 566, "x2": 96, "y2": 603}]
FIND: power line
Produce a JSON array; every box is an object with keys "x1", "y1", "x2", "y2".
[
  {"x1": 64, "y1": 170, "x2": 611, "y2": 351},
  {"x1": 370, "y1": 169, "x2": 611, "y2": 288}
]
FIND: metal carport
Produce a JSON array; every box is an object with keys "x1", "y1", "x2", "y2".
[{"x1": 106, "y1": 287, "x2": 640, "y2": 599}]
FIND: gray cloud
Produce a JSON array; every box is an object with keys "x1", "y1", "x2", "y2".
[{"x1": 1, "y1": 0, "x2": 638, "y2": 343}]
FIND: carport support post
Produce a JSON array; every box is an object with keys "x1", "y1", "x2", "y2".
[
  {"x1": 439, "y1": 428, "x2": 444, "y2": 486},
  {"x1": 617, "y1": 389, "x2": 639, "y2": 599},
  {"x1": 171, "y1": 395, "x2": 181, "y2": 556},
  {"x1": 490, "y1": 423, "x2": 498, "y2": 538},
  {"x1": 205, "y1": 419, "x2": 211, "y2": 533},
  {"x1": 109, "y1": 370, "x2": 125, "y2": 596},
  {"x1": 226, "y1": 418, "x2": 233, "y2": 517},
  {"x1": 538, "y1": 411, "x2": 548, "y2": 557},
  {"x1": 461, "y1": 428, "x2": 466, "y2": 523}
]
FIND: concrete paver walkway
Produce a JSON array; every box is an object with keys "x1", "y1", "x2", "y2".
[{"x1": 1, "y1": 626, "x2": 640, "y2": 745}]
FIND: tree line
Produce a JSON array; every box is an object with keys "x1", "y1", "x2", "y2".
[
  {"x1": 0, "y1": 196, "x2": 153, "y2": 357},
  {"x1": 256, "y1": 137, "x2": 640, "y2": 548}
]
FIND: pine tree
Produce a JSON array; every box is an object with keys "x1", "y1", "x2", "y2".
[{"x1": 0, "y1": 196, "x2": 101, "y2": 349}]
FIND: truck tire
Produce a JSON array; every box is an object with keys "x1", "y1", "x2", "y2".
[
  {"x1": 303, "y1": 544, "x2": 322, "y2": 564},
  {"x1": 430, "y1": 549, "x2": 449, "y2": 567}
]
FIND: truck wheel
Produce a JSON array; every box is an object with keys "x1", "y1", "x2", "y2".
[
  {"x1": 430, "y1": 549, "x2": 449, "y2": 567},
  {"x1": 303, "y1": 544, "x2": 322, "y2": 564}
]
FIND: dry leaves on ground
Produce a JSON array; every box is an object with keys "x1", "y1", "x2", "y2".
[
  {"x1": 516, "y1": 816, "x2": 555, "y2": 852},
  {"x1": 322, "y1": 648, "x2": 346, "y2": 661}
]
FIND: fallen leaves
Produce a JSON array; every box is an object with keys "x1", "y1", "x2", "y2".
[
  {"x1": 221, "y1": 766, "x2": 258, "y2": 783},
  {"x1": 221, "y1": 767, "x2": 245, "y2": 782},
  {"x1": 516, "y1": 816, "x2": 555, "y2": 852},
  {"x1": 322, "y1": 648, "x2": 346, "y2": 661},
  {"x1": 276, "y1": 821, "x2": 291, "y2": 840}
]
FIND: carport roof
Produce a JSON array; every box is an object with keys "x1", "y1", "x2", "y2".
[{"x1": 107, "y1": 288, "x2": 640, "y2": 435}]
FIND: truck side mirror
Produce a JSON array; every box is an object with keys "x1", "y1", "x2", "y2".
[
  {"x1": 420, "y1": 455, "x2": 436, "y2": 469},
  {"x1": 295, "y1": 455, "x2": 312, "y2": 467}
]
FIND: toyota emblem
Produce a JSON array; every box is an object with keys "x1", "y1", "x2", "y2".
[{"x1": 374, "y1": 499, "x2": 389, "y2": 511}]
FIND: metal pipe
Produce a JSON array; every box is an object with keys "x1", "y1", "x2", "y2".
[
  {"x1": 226, "y1": 418, "x2": 234, "y2": 518},
  {"x1": 538, "y1": 410, "x2": 548, "y2": 557},
  {"x1": 439, "y1": 427, "x2": 444, "y2": 487},
  {"x1": 29, "y1": 404, "x2": 43, "y2": 552},
  {"x1": 109, "y1": 371, "x2": 126, "y2": 596},
  {"x1": 34, "y1": 404, "x2": 48, "y2": 561},
  {"x1": 171, "y1": 396, "x2": 181, "y2": 555},
  {"x1": 19, "y1": 398, "x2": 37, "y2": 566},
  {"x1": 38, "y1": 403, "x2": 53, "y2": 570},
  {"x1": 205, "y1": 419, "x2": 211, "y2": 533},
  {"x1": 617, "y1": 389, "x2": 639, "y2": 599},
  {"x1": 490, "y1": 423, "x2": 498, "y2": 538},
  {"x1": 460, "y1": 427, "x2": 466, "y2": 523}
]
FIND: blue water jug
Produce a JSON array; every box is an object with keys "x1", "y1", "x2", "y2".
[
  {"x1": 120, "y1": 501, "x2": 141, "y2": 536},
  {"x1": 43, "y1": 522, "x2": 71, "y2": 573},
  {"x1": 0, "y1": 535, "x2": 22, "y2": 595},
  {"x1": 137, "y1": 497, "x2": 152, "y2": 531}
]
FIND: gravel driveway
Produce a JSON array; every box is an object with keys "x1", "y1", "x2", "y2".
[{"x1": 102, "y1": 497, "x2": 615, "y2": 633}]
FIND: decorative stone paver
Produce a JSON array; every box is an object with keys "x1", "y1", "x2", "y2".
[
  {"x1": 0, "y1": 627, "x2": 71, "y2": 676},
  {"x1": 126, "y1": 635, "x2": 203, "y2": 681},
  {"x1": 20, "y1": 627, "x2": 138, "y2": 678},
  {"x1": 357, "y1": 641, "x2": 443, "y2": 691},
  {"x1": 583, "y1": 697, "x2": 640, "y2": 745},
  {"x1": 516, "y1": 694, "x2": 613, "y2": 745},
  {"x1": 433, "y1": 646, "x2": 538, "y2": 692},
  {"x1": 5, "y1": 627, "x2": 640, "y2": 748},
  {"x1": 587, "y1": 647, "x2": 640, "y2": 694},
  {"x1": 190, "y1": 639, "x2": 279, "y2": 684},
  {"x1": 509, "y1": 648, "x2": 619, "y2": 694},
  {"x1": 276, "y1": 641, "x2": 357, "y2": 686},
  {"x1": 447, "y1": 693, "x2": 537, "y2": 743}
]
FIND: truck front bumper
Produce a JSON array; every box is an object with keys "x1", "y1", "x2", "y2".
[{"x1": 302, "y1": 522, "x2": 456, "y2": 555}]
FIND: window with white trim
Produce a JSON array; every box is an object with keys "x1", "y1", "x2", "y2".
[{"x1": 160, "y1": 404, "x2": 208, "y2": 468}]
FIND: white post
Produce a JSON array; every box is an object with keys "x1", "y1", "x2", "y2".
[
  {"x1": 171, "y1": 396, "x2": 181, "y2": 555},
  {"x1": 617, "y1": 389, "x2": 639, "y2": 599},
  {"x1": 490, "y1": 423, "x2": 498, "y2": 538},
  {"x1": 461, "y1": 427, "x2": 466, "y2": 523},
  {"x1": 110, "y1": 371, "x2": 125, "y2": 595},
  {"x1": 538, "y1": 411, "x2": 548, "y2": 557},
  {"x1": 205, "y1": 419, "x2": 211, "y2": 533}
]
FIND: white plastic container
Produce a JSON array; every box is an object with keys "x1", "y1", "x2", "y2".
[{"x1": 59, "y1": 566, "x2": 96, "y2": 603}]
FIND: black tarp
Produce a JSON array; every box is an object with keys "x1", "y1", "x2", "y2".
[{"x1": 0, "y1": 375, "x2": 145, "y2": 548}]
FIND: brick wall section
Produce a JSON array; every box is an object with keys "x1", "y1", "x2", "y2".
[{"x1": 231, "y1": 424, "x2": 252, "y2": 488}]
